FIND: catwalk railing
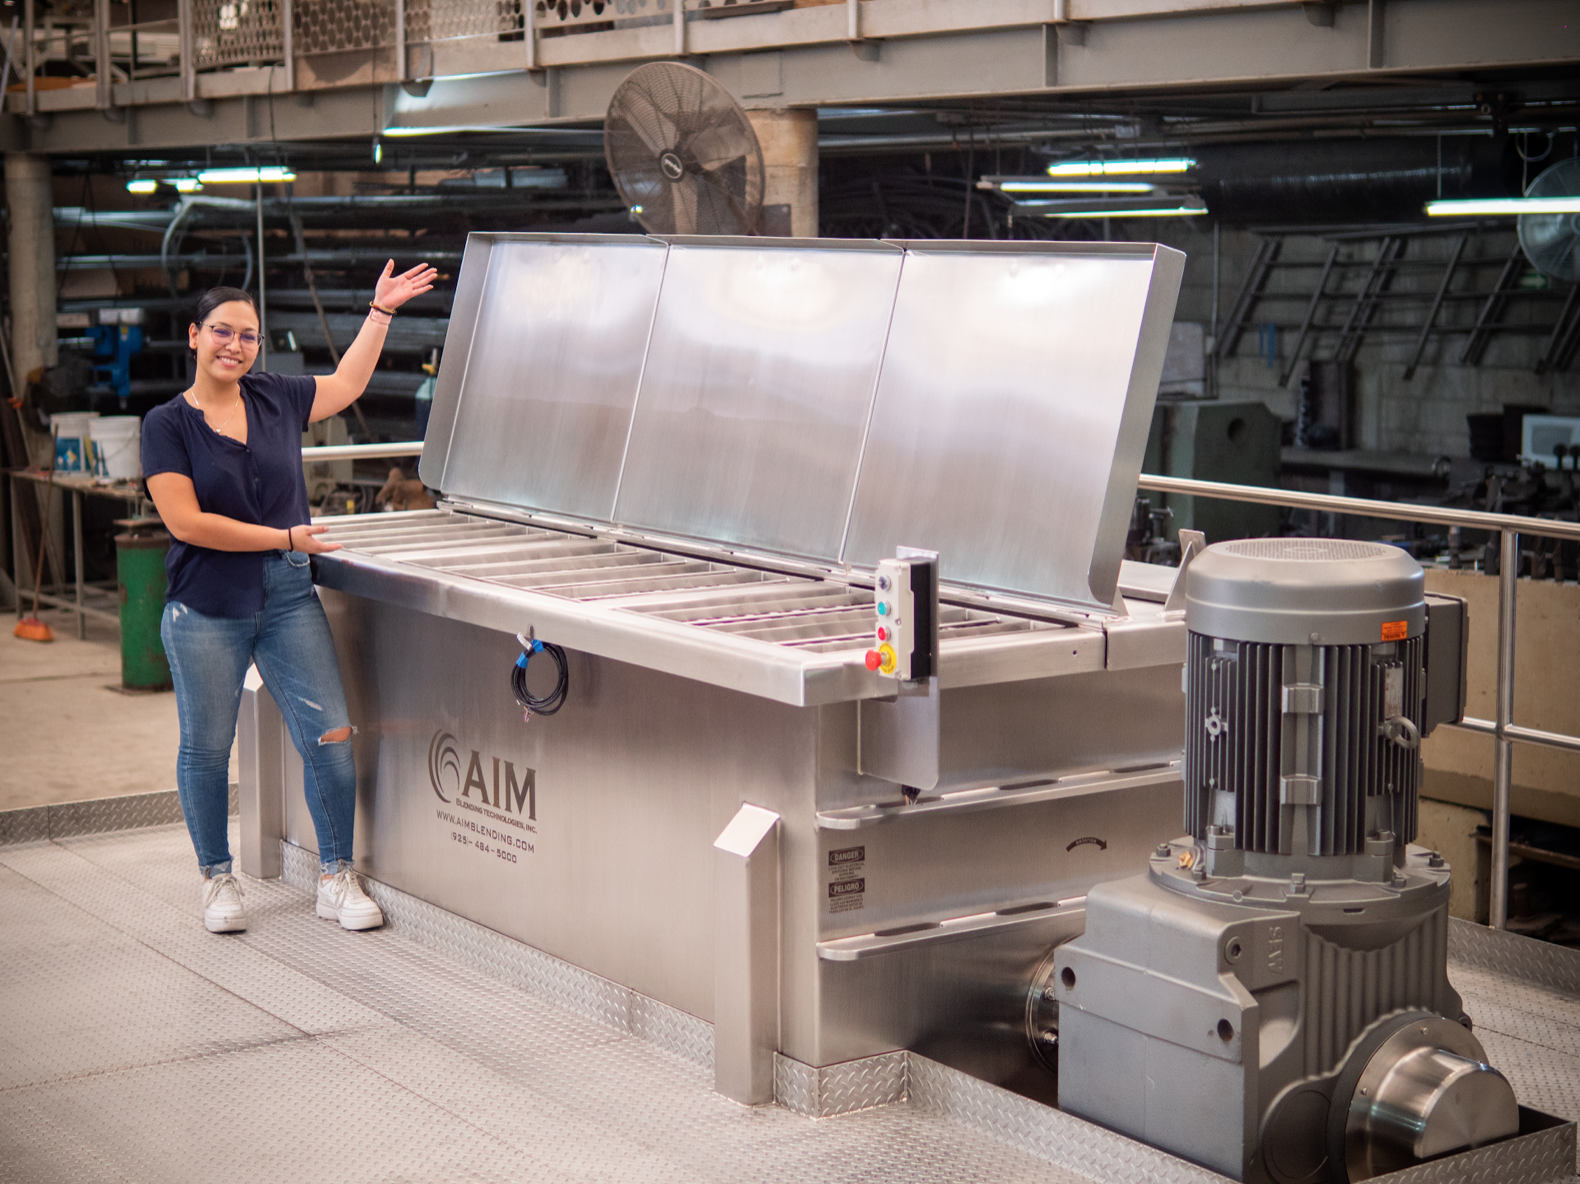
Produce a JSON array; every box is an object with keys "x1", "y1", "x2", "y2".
[
  {"x1": 16, "y1": 0, "x2": 1577, "y2": 125},
  {"x1": 16, "y1": 0, "x2": 975, "y2": 114}
]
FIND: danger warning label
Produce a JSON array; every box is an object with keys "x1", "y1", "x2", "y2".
[{"x1": 828, "y1": 877, "x2": 865, "y2": 913}]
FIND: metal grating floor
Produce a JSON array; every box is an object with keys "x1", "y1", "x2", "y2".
[
  {"x1": 0, "y1": 823, "x2": 1098, "y2": 1184},
  {"x1": 2, "y1": 820, "x2": 1578, "y2": 1184}
]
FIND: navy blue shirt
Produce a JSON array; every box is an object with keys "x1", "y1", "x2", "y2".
[{"x1": 142, "y1": 371, "x2": 319, "y2": 617}]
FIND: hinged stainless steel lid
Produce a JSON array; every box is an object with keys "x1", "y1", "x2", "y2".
[{"x1": 422, "y1": 233, "x2": 1183, "y2": 614}]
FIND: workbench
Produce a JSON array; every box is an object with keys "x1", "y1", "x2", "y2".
[{"x1": 7, "y1": 468, "x2": 148, "y2": 638}]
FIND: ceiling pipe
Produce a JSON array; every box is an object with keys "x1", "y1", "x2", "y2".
[{"x1": 1189, "y1": 135, "x2": 1523, "y2": 223}]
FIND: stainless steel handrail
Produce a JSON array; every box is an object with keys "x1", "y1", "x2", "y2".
[
  {"x1": 1451, "y1": 717, "x2": 1580, "y2": 755},
  {"x1": 1138, "y1": 471, "x2": 1580, "y2": 930},
  {"x1": 1138, "y1": 473, "x2": 1580, "y2": 543},
  {"x1": 300, "y1": 441, "x2": 424, "y2": 461}
]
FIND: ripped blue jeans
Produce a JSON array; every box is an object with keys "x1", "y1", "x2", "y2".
[{"x1": 161, "y1": 551, "x2": 356, "y2": 876}]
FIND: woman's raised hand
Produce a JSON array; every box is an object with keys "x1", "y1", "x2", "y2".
[{"x1": 374, "y1": 260, "x2": 439, "y2": 312}]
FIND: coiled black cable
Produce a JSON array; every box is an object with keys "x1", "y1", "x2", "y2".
[{"x1": 511, "y1": 637, "x2": 569, "y2": 716}]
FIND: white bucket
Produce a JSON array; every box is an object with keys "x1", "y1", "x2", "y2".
[
  {"x1": 91, "y1": 415, "x2": 142, "y2": 480},
  {"x1": 50, "y1": 411, "x2": 99, "y2": 473}
]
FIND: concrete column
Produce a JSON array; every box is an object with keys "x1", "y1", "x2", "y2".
[
  {"x1": 745, "y1": 108, "x2": 818, "y2": 238},
  {"x1": 6, "y1": 152, "x2": 57, "y2": 466}
]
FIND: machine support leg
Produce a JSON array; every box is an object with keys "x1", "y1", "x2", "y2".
[
  {"x1": 10, "y1": 474, "x2": 22, "y2": 618},
  {"x1": 72, "y1": 488, "x2": 85, "y2": 639},
  {"x1": 1490, "y1": 529, "x2": 1517, "y2": 930},
  {"x1": 712, "y1": 804, "x2": 780, "y2": 1106},
  {"x1": 238, "y1": 664, "x2": 286, "y2": 879}
]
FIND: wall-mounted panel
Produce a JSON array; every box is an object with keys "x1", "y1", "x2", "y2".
[
  {"x1": 438, "y1": 234, "x2": 668, "y2": 520},
  {"x1": 843, "y1": 242, "x2": 1183, "y2": 612},
  {"x1": 614, "y1": 238, "x2": 903, "y2": 562}
]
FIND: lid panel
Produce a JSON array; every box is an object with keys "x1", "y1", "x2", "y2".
[
  {"x1": 437, "y1": 235, "x2": 668, "y2": 520},
  {"x1": 426, "y1": 234, "x2": 1184, "y2": 615},
  {"x1": 842, "y1": 243, "x2": 1180, "y2": 612},
  {"x1": 613, "y1": 239, "x2": 903, "y2": 562}
]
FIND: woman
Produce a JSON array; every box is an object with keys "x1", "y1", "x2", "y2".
[{"x1": 143, "y1": 262, "x2": 437, "y2": 934}]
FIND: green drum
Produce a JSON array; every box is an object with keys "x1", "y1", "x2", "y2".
[{"x1": 116, "y1": 523, "x2": 172, "y2": 690}]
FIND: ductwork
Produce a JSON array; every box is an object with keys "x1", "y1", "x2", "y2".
[{"x1": 1163, "y1": 136, "x2": 1519, "y2": 225}]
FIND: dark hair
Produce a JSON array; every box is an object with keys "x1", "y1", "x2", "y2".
[{"x1": 191, "y1": 287, "x2": 257, "y2": 331}]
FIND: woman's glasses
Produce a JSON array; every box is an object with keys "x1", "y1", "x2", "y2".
[{"x1": 204, "y1": 323, "x2": 261, "y2": 349}]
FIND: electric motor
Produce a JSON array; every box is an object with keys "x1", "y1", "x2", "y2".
[
  {"x1": 1051, "y1": 539, "x2": 1517, "y2": 1184},
  {"x1": 1183, "y1": 539, "x2": 1427, "y2": 875}
]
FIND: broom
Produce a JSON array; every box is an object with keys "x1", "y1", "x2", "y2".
[{"x1": 14, "y1": 426, "x2": 58, "y2": 642}]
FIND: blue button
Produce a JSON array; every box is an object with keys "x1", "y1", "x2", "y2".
[{"x1": 877, "y1": 601, "x2": 890, "y2": 616}]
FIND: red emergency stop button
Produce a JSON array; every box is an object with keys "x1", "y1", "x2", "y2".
[{"x1": 865, "y1": 650, "x2": 883, "y2": 670}]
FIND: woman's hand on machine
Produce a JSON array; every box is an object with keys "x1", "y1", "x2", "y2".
[
  {"x1": 286, "y1": 524, "x2": 342, "y2": 555},
  {"x1": 373, "y1": 260, "x2": 439, "y2": 312}
]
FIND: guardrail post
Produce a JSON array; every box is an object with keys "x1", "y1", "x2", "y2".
[
  {"x1": 394, "y1": 0, "x2": 405, "y2": 82},
  {"x1": 178, "y1": 0, "x2": 194, "y2": 103},
  {"x1": 713, "y1": 803, "x2": 780, "y2": 1105},
  {"x1": 94, "y1": 0, "x2": 111, "y2": 110},
  {"x1": 24, "y1": 0, "x2": 35, "y2": 117},
  {"x1": 1490, "y1": 529, "x2": 1517, "y2": 929},
  {"x1": 281, "y1": 0, "x2": 294, "y2": 93}
]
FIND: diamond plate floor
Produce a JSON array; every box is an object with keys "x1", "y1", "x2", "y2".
[
  {"x1": 0, "y1": 822, "x2": 1100, "y2": 1184},
  {"x1": 3, "y1": 822, "x2": 1578, "y2": 1184}
]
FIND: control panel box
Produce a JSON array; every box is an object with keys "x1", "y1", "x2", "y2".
[{"x1": 865, "y1": 553, "x2": 938, "y2": 681}]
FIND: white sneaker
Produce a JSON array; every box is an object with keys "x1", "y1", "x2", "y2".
[
  {"x1": 202, "y1": 873, "x2": 247, "y2": 933},
  {"x1": 316, "y1": 868, "x2": 384, "y2": 931}
]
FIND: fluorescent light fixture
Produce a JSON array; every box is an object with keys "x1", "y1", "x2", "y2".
[
  {"x1": 1046, "y1": 205, "x2": 1207, "y2": 218},
  {"x1": 1031, "y1": 195, "x2": 1208, "y2": 219},
  {"x1": 1427, "y1": 196, "x2": 1580, "y2": 216},
  {"x1": 1047, "y1": 158, "x2": 1194, "y2": 177},
  {"x1": 382, "y1": 124, "x2": 526, "y2": 137},
  {"x1": 987, "y1": 179, "x2": 1158, "y2": 195},
  {"x1": 196, "y1": 166, "x2": 296, "y2": 184},
  {"x1": 126, "y1": 177, "x2": 201, "y2": 194}
]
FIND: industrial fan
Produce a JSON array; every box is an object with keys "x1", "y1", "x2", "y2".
[
  {"x1": 604, "y1": 61, "x2": 764, "y2": 235},
  {"x1": 1519, "y1": 156, "x2": 1580, "y2": 282}
]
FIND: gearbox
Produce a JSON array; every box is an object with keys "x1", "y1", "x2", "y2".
[{"x1": 1053, "y1": 539, "x2": 1517, "y2": 1183}]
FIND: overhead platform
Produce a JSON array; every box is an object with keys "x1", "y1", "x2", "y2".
[
  {"x1": 1, "y1": 802, "x2": 1578, "y2": 1183},
  {"x1": 8, "y1": 0, "x2": 1577, "y2": 153}
]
